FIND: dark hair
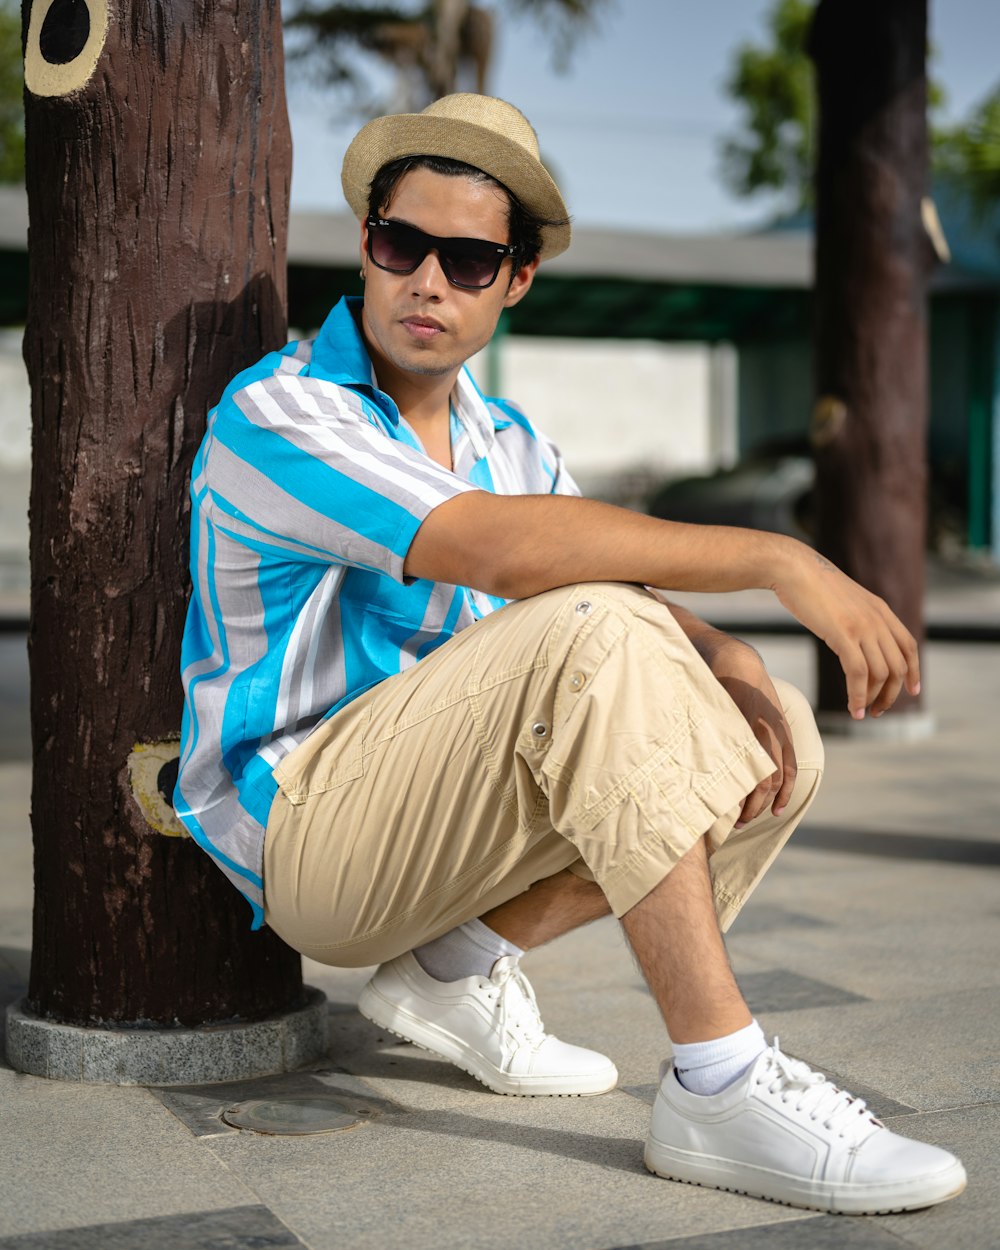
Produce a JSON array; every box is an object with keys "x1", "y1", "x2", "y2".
[{"x1": 367, "y1": 155, "x2": 566, "y2": 274}]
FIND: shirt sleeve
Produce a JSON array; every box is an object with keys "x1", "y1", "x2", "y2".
[{"x1": 200, "y1": 372, "x2": 476, "y2": 583}]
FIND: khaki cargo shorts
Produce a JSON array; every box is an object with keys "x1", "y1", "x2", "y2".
[{"x1": 263, "y1": 582, "x2": 824, "y2": 966}]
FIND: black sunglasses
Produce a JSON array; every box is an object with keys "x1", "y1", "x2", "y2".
[{"x1": 366, "y1": 216, "x2": 519, "y2": 290}]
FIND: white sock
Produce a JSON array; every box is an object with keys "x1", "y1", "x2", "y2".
[
  {"x1": 412, "y1": 918, "x2": 524, "y2": 983},
  {"x1": 672, "y1": 1019, "x2": 767, "y2": 1096}
]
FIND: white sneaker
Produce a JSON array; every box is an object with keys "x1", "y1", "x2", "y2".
[
  {"x1": 358, "y1": 952, "x2": 618, "y2": 1097},
  {"x1": 645, "y1": 1043, "x2": 966, "y2": 1214}
]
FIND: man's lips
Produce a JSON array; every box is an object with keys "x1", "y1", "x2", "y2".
[{"x1": 401, "y1": 315, "x2": 446, "y2": 340}]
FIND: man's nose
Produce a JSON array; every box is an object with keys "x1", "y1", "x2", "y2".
[{"x1": 409, "y1": 249, "x2": 450, "y2": 299}]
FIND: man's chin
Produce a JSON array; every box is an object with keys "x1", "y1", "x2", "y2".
[{"x1": 394, "y1": 351, "x2": 460, "y2": 379}]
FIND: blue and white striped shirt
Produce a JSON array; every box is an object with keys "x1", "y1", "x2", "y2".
[{"x1": 176, "y1": 297, "x2": 579, "y2": 925}]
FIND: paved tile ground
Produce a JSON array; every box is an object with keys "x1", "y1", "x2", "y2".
[{"x1": 0, "y1": 614, "x2": 997, "y2": 1250}]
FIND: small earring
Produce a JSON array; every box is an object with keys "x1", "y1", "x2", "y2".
[{"x1": 359, "y1": 267, "x2": 365, "y2": 280}]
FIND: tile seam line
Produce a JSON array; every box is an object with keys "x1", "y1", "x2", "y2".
[
  {"x1": 883, "y1": 1099, "x2": 1000, "y2": 1117},
  {"x1": 264, "y1": 1204, "x2": 316, "y2": 1250},
  {"x1": 188, "y1": 1134, "x2": 300, "y2": 1231}
]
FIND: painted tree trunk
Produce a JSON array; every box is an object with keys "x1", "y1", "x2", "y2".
[
  {"x1": 809, "y1": 0, "x2": 931, "y2": 716},
  {"x1": 22, "y1": 0, "x2": 304, "y2": 1025}
]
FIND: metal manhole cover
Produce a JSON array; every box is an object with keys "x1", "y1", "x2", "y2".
[{"x1": 222, "y1": 1095, "x2": 376, "y2": 1135}]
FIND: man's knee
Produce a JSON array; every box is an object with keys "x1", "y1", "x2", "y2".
[
  {"x1": 485, "y1": 581, "x2": 655, "y2": 681},
  {"x1": 509, "y1": 581, "x2": 651, "y2": 628}
]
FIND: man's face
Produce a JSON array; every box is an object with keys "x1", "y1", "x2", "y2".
[{"x1": 359, "y1": 167, "x2": 537, "y2": 389}]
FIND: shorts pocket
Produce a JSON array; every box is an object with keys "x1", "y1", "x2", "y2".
[{"x1": 272, "y1": 703, "x2": 370, "y2": 804}]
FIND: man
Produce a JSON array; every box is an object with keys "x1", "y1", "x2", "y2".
[{"x1": 177, "y1": 94, "x2": 965, "y2": 1215}]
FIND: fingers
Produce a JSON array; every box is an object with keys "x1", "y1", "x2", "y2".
[
  {"x1": 885, "y1": 607, "x2": 921, "y2": 697},
  {"x1": 735, "y1": 712, "x2": 795, "y2": 827},
  {"x1": 839, "y1": 640, "x2": 872, "y2": 720},
  {"x1": 838, "y1": 600, "x2": 920, "y2": 719},
  {"x1": 778, "y1": 553, "x2": 921, "y2": 718},
  {"x1": 772, "y1": 730, "x2": 798, "y2": 814},
  {"x1": 863, "y1": 638, "x2": 904, "y2": 716},
  {"x1": 736, "y1": 772, "x2": 778, "y2": 828}
]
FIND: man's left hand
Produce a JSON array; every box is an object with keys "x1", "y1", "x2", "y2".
[
  {"x1": 707, "y1": 638, "x2": 796, "y2": 827},
  {"x1": 656, "y1": 597, "x2": 797, "y2": 827}
]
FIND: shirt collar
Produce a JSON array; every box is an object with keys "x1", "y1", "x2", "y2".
[
  {"x1": 451, "y1": 365, "x2": 514, "y2": 458},
  {"x1": 309, "y1": 296, "x2": 514, "y2": 447},
  {"x1": 310, "y1": 295, "x2": 381, "y2": 393}
]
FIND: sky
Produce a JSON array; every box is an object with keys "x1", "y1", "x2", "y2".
[{"x1": 286, "y1": 0, "x2": 1000, "y2": 235}]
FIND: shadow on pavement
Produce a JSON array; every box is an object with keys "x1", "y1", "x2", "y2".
[{"x1": 795, "y1": 826, "x2": 1000, "y2": 866}]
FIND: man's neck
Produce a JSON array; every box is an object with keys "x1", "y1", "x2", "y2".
[
  {"x1": 391, "y1": 372, "x2": 456, "y2": 429},
  {"x1": 387, "y1": 366, "x2": 457, "y2": 454},
  {"x1": 362, "y1": 332, "x2": 459, "y2": 469}
]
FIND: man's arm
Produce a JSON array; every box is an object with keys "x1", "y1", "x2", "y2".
[{"x1": 404, "y1": 491, "x2": 919, "y2": 720}]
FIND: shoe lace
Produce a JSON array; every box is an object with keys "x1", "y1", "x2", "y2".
[
  {"x1": 758, "y1": 1040, "x2": 883, "y2": 1140},
  {"x1": 488, "y1": 962, "x2": 548, "y2": 1064}
]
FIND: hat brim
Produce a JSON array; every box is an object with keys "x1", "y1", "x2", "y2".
[{"x1": 342, "y1": 113, "x2": 571, "y2": 260}]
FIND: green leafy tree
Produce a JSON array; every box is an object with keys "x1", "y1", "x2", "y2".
[
  {"x1": 720, "y1": 0, "x2": 814, "y2": 209},
  {"x1": 721, "y1": 0, "x2": 951, "y2": 212},
  {"x1": 283, "y1": 0, "x2": 611, "y2": 115},
  {"x1": 935, "y1": 82, "x2": 1000, "y2": 214},
  {"x1": 0, "y1": 0, "x2": 25, "y2": 183}
]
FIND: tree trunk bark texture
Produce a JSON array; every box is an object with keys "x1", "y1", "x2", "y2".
[
  {"x1": 809, "y1": 0, "x2": 932, "y2": 715},
  {"x1": 22, "y1": 0, "x2": 304, "y2": 1025}
]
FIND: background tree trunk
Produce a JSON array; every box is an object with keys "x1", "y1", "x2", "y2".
[
  {"x1": 22, "y1": 0, "x2": 304, "y2": 1026},
  {"x1": 809, "y1": 0, "x2": 931, "y2": 716}
]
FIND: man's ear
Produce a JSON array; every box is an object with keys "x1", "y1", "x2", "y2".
[
  {"x1": 503, "y1": 256, "x2": 540, "y2": 309},
  {"x1": 359, "y1": 219, "x2": 369, "y2": 278}
]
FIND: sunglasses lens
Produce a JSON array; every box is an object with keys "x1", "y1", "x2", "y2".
[
  {"x1": 369, "y1": 220, "x2": 424, "y2": 273},
  {"x1": 441, "y1": 244, "x2": 503, "y2": 289}
]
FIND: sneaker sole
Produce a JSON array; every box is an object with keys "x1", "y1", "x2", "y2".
[
  {"x1": 358, "y1": 982, "x2": 618, "y2": 1097},
  {"x1": 644, "y1": 1139, "x2": 967, "y2": 1215}
]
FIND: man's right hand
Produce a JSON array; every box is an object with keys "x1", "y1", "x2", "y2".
[{"x1": 770, "y1": 547, "x2": 920, "y2": 719}]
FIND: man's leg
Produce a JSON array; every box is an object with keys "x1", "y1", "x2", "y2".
[
  {"x1": 265, "y1": 581, "x2": 781, "y2": 1096},
  {"x1": 480, "y1": 868, "x2": 610, "y2": 948},
  {"x1": 359, "y1": 615, "x2": 814, "y2": 1097},
  {"x1": 630, "y1": 834, "x2": 966, "y2": 1216},
  {"x1": 408, "y1": 671, "x2": 821, "y2": 994},
  {"x1": 407, "y1": 868, "x2": 609, "y2": 982},
  {"x1": 412, "y1": 867, "x2": 610, "y2": 979},
  {"x1": 266, "y1": 576, "x2": 964, "y2": 1208},
  {"x1": 623, "y1": 837, "x2": 749, "y2": 1044}
]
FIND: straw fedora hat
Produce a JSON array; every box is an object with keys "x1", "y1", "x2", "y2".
[{"x1": 341, "y1": 93, "x2": 571, "y2": 259}]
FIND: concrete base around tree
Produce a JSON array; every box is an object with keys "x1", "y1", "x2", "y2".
[{"x1": 4, "y1": 988, "x2": 328, "y2": 1085}]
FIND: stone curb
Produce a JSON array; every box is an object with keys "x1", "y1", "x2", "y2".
[{"x1": 3, "y1": 986, "x2": 328, "y2": 1085}]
